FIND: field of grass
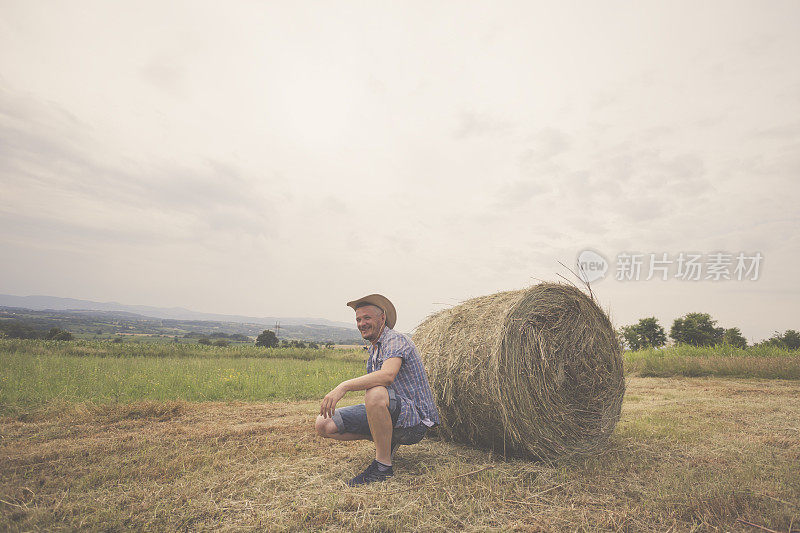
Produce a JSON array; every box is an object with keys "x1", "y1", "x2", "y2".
[
  {"x1": 71, "y1": 333, "x2": 256, "y2": 345},
  {"x1": 623, "y1": 344, "x2": 800, "y2": 379},
  {"x1": 0, "y1": 338, "x2": 361, "y2": 360},
  {"x1": 0, "y1": 340, "x2": 364, "y2": 414},
  {"x1": 1, "y1": 340, "x2": 798, "y2": 531}
]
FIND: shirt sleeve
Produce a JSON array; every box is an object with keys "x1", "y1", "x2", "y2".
[{"x1": 381, "y1": 334, "x2": 410, "y2": 363}]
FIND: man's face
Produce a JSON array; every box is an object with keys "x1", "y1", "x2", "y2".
[{"x1": 355, "y1": 305, "x2": 385, "y2": 343}]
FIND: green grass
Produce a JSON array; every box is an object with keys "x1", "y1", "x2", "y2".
[
  {"x1": 0, "y1": 340, "x2": 365, "y2": 413},
  {"x1": 0, "y1": 338, "x2": 363, "y2": 360},
  {"x1": 3, "y1": 340, "x2": 798, "y2": 417},
  {"x1": 71, "y1": 333, "x2": 256, "y2": 346},
  {"x1": 624, "y1": 344, "x2": 800, "y2": 379}
]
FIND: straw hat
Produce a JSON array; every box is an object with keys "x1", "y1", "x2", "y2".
[{"x1": 346, "y1": 294, "x2": 397, "y2": 329}]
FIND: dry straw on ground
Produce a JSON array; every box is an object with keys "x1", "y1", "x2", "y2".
[{"x1": 413, "y1": 282, "x2": 625, "y2": 460}]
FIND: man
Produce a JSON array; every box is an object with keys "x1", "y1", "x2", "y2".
[{"x1": 315, "y1": 294, "x2": 440, "y2": 486}]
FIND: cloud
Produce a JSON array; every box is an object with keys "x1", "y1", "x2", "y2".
[
  {"x1": 452, "y1": 110, "x2": 515, "y2": 140},
  {"x1": 525, "y1": 128, "x2": 571, "y2": 161},
  {"x1": 0, "y1": 85, "x2": 276, "y2": 248},
  {"x1": 141, "y1": 57, "x2": 187, "y2": 98},
  {"x1": 494, "y1": 179, "x2": 550, "y2": 210},
  {"x1": 754, "y1": 122, "x2": 800, "y2": 140}
]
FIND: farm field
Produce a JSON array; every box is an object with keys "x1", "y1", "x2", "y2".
[
  {"x1": 0, "y1": 340, "x2": 364, "y2": 412},
  {"x1": 1, "y1": 341, "x2": 798, "y2": 531}
]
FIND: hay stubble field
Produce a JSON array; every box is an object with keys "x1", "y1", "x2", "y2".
[{"x1": 1, "y1": 341, "x2": 799, "y2": 531}]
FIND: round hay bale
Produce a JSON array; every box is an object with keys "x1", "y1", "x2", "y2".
[{"x1": 413, "y1": 282, "x2": 625, "y2": 459}]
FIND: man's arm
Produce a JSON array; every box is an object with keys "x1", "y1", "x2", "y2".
[{"x1": 320, "y1": 357, "x2": 402, "y2": 419}]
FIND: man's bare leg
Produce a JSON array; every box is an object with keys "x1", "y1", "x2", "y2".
[
  {"x1": 315, "y1": 416, "x2": 370, "y2": 441},
  {"x1": 364, "y1": 386, "x2": 393, "y2": 465}
]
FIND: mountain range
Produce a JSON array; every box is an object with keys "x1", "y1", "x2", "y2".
[
  {"x1": 0, "y1": 294, "x2": 354, "y2": 328},
  {"x1": 0, "y1": 294, "x2": 363, "y2": 343}
]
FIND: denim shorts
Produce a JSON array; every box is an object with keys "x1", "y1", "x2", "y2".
[{"x1": 332, "y1": 388, "x2": 428, "y2": 445}]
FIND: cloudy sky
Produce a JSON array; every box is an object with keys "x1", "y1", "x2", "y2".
[{"x1": 1, "y1": 1, "x2": 798, "y2": 341}]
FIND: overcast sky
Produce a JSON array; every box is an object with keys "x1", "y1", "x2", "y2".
[{"x1": 1, "y1": 1, "x2": 798, "y2": 342}]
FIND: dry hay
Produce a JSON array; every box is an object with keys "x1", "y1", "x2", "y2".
[{"x1": 413, "y1": 282, "x2": 625, "y2": 460}]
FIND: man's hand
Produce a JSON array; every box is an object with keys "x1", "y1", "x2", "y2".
[{"x1": 320, "y1": 385, "x2": 346, "y2": 419}]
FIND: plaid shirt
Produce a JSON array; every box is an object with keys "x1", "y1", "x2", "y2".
[{"x1": 366, "y1": 326, "x2": 440, "y2": 429}]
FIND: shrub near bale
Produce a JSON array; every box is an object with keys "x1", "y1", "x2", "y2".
[{"x1": 413, "y1": 283, "x2": 625, "y2": 460}]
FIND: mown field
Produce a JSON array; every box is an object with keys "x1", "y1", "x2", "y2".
[{"x1": 1, "y1": 339, "x2": 798, "y2": 531}]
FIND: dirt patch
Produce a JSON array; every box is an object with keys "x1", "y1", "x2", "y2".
[{"x1": 92, "y1": 400, "x2": 187, "y2": 422}]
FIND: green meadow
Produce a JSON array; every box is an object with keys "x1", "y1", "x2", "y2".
[
  {"x1": 1, "y1": 339, "x2": 797, "y2": 414},
  {"x1": 623, "y1": 343, "x2": 800, "y2": 379},
  {"x1": 0, "y1": 339, "x2": 364, "y2": 413}
]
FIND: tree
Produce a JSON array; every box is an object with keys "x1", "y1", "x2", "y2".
[
  {"x1": 213, "y1": 339, "x2": 230, "y2": 347},
  {"x1": 760, "y1": 329, "x2": 800, "y2": 350},
  {"x1": 783, "y1": 329, "x2": 800, "y2": 350},
  {"x1": 619, "y1": 325, "x2": 642, "y2": 351},
  {"x1": 46, "y1": 327, "x2": 73, "y2": 341},
  {"x1": 722, "y1": 327, "x2": 747, "y2": 348},
  {"x1": 619, "y1": 317, "x2": 666, "y2": 350},
  {"x1": 1, "y1": 322, "x2": 40, "y2": 339},
  {"x1": 255, "y1": 330, "x2": 279, "y2": 348},
  {"x1": 670, "y1": 313, "x2": 724, "y2": 346},
  {"x1": 198, "y1": 337, "x2": 212, "y2": 345},
  {"x1": 636, "y1": 317, "x2": 666, "y2": 348}
]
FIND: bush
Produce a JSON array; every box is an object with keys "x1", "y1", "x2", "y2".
[
  {"x1": 46, "y1": 328, "x2": 73, "y2": 341},
  {"x1": 255, "y1": 330, "x2": 279, "y2": 348}
]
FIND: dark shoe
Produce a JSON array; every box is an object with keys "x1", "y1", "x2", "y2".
[{"x1": 347, "y1": 460, "x2": 394, "y2": 487}]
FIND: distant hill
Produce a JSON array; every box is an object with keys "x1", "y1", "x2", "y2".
[
  {"x1": 0, "y1": 294, "x2": 363, "y2": 344},
  {"x1": 0, "y1": 294, "x2": 354, "y2": 328}
]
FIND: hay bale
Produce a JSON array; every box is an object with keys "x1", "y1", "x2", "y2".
[{"x1": 413, "y1": 282, "x2": 625, "y2": 459}]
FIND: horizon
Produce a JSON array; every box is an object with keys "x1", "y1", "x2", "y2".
[{"x1": 0, "y1": 287, "x2": 787, "y2": 343}]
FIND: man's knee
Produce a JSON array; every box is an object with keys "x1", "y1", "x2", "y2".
[
  {"x1": 364, "y1": 386, "x2": 389, "y2": 410},
  {"x1": 315, "y1": 415, "x2": 338, "y2": 438}
]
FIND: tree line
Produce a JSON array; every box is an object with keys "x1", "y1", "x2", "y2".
[
  {"x1": 0, "y1": 321, "x2": 74, "y2": 341},
  {"x1": 619, "y1": 313, "x2": 799, "y2": 350},
  {"x1": 254, "y1": 330, "x2": 334, "y2": 350}
]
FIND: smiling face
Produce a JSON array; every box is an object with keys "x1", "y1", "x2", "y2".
[{"x1": 355, "y1": 304, "x2": 386, "y2": 343}]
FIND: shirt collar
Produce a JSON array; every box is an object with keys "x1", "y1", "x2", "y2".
[
  {"x1": 369, "y1": 325, "x2": 392, "y2": 352},
  {"x1": 376, "y1": 325, "x2": 393, "y2": 345}
]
